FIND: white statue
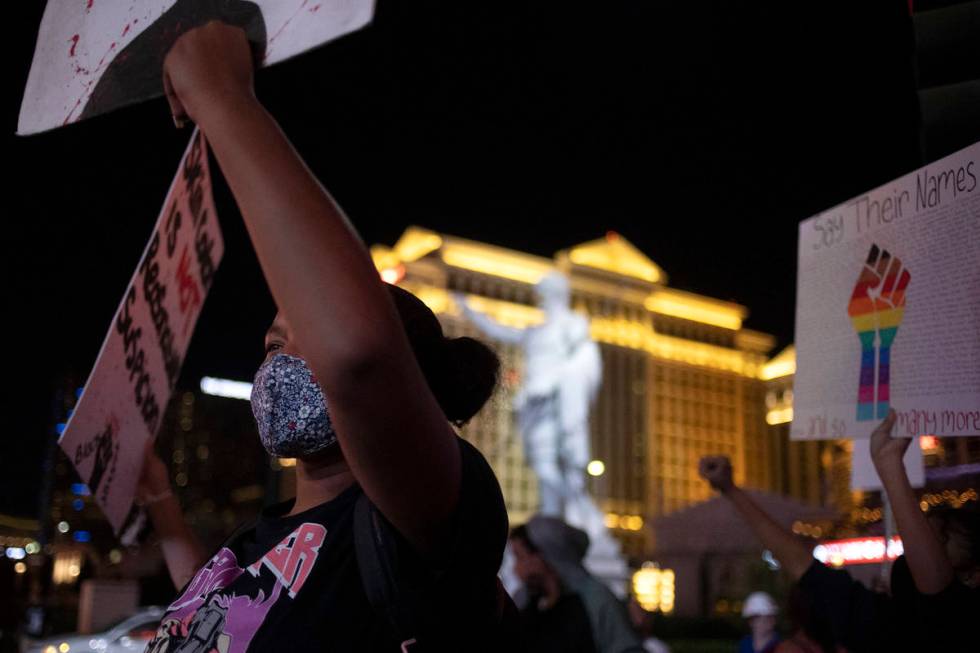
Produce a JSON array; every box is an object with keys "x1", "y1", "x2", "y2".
[{"x1": 456, "y1": 272, "x2": 617, "y2": 556}]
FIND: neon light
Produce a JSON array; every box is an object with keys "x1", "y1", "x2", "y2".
[
  {"x1": 812, "y1": 536, "x2": 903, "y2": 566},
  {"x1": 919, "y1": 435, "x2": 939, "y2": 451}
]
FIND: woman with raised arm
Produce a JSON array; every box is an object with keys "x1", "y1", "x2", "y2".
[
  {"x1": 137, "y1": 20, "x2": 515, "y2": 653},
  {"x1": 698, "y1": 410, "x2": 979, "y2": 653}
]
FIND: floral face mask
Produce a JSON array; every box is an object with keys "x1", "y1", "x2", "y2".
[{"x1": 250, "y1": 353, "x2": 337, "y2": 458}]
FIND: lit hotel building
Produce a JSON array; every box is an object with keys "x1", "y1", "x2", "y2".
[{"x1": 372, "y1": 227, "x2": 804, "y2": 557}]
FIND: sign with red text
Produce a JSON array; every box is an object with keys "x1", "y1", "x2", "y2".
[
  {"x1": 59, "y1": 129, "x2": 222, "y2": 535},
  {"x1": 792, "y1": 141, "x2": 980, "y2": 440},
  {"x1": 18, "y1": 0, "x2": 375, "y2": 135}
]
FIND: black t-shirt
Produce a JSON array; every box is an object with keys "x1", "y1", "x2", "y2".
[
  {"x1": 798, "y1": 555, "x2": 980, "y2": 653},
  {"x1": 144, "y1": 438, "x2": 509, "y2": 652},
  {"x1": 519, "y1": 592, "x2": 598, "y2": 653}
]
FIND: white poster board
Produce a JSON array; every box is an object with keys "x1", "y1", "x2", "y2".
[
  {"x1": 19, "y1": 0, "x2": 375, "y2": 135},
  {"x1": 59, "y1": 129, "x2": 223, "y2": 535},
  {"x1": 850, "y1": 438, "x2": 925, "y2": 491},
  {"x1": 792, "y1": 141, "x2": 980, "y2": 441}
]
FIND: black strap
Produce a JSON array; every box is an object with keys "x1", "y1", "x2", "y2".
[{"x1": 353, "y1": 493, "x2": 417, "y2": 647}]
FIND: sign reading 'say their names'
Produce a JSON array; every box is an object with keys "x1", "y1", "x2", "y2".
[
  {"x1": 792, "y1": 140, "x2": 980, "y2": 441},
  {"x1": 59, "y1": 129, "x2": 223, "y2": 534}
]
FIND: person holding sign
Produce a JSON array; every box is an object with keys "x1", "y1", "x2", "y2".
[
  {"x1": 137, "y1": 20, "x2": 517, "y2": 653},
  {"x1": 698, "y1": 411, "x2": 979, "y2": 653}
]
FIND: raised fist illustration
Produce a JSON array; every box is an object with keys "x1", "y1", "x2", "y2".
[{"x1": 847, "y1": 244, "x2": 911, "y2": 420}]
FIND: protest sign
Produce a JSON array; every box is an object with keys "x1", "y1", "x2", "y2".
[
  {"x1": 59, "y1": 129, "x2": 222, "y2": 536},
  {"x1": 18, "y1": 0, "x2": 375, "y2": 135},
  {"x1": 792, "y1": 141, "x2": 980, "y2": 440}
]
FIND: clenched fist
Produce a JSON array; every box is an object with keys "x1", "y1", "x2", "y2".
[{"x1": 698, "y1": 456, "x2": 735, "y2": 493}]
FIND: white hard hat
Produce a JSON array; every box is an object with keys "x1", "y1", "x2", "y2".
[{"x1": 742, "y1": 591, "x2": 778, "y2": 618}]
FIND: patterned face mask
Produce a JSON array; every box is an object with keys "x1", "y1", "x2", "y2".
[{"x1": 250, "y1": 353, "x2": 337, "y2": 458}]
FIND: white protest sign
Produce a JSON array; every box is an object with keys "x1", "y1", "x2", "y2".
[
  {"x1": 850, "y1": 438, "x2": 925, "y2": 492},
  {"x1": 792, "y1": 140, "x2": 980, "y2": 441},
  {"x1": 59, "y1": 129, "x2": 223, "y2": 535},
  {"x1": 18, "y1": 0, "x2": 375, "y2": 135}
]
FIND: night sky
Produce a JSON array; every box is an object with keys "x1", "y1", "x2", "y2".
[{"x1": 3, "y1": 1, "x2": 922, "y2": 518}]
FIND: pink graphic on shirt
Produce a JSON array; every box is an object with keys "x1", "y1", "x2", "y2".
[
  {"x1": 247, "y1": 522, "x2": 327, "y2": 597},
  {"x1": 145, "y1": 522, "x2": 327, "y2": 653}
]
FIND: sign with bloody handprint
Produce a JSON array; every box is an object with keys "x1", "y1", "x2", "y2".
[
  {"x1": 18, "y1": 0, "x2": 375, "y2": 135},
  {"x1": 792, "y1": 140, "x2": 980, "y2": 440},
  {"x1": 59, "y1": 129, "x2": 223, "y2": 536}
]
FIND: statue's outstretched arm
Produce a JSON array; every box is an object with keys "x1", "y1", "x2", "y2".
[{"x1": 453, "y1": 293, "x2": 525, "y2": 344}]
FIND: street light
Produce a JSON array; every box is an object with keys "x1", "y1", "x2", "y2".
[{"x1": 587, "y1": 460, "x2": 605, "y2": 477}]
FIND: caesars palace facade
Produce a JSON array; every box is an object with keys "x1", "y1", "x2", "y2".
[{"x1": 370, "y1": 226, "x2": 831, "y2": 559}]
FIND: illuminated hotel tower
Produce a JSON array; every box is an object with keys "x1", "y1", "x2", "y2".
[{"x1": 372, "y1": 227, "x2": 791, "y2": 556}]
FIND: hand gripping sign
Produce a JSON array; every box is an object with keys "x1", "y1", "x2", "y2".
[
  {"x1": 18, "y1": 0, "x2": 375, "y2": 135},
  {"x1": 792, "y1": 140, "x2": 980, "y2": 441},
  {"x1": 59, "y1": 129, "x2": 223, "y2": 539}
]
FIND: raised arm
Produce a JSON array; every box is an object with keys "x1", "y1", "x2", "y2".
[
  {"x1": 454, "y1": 293, "x2": 525, "y2": 344},
  {"x1": 163, "y1": 23, "x2": 461, "y2": 553},
  {"x1": 870, "y1": 409, "x2": 955, "y2": 594},
  {"x1": 137, "y1": 442, "x2": 207, "y2": 589},
  {"x1": 698, "y1": 456, "x2": 815, "y2": 581}
]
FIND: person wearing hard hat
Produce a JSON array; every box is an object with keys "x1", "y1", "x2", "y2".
[{"x1": 738, "y1": 591, "x2": 780, "y2": 653}]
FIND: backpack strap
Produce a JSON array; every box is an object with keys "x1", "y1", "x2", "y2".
[{"x1": 353, "y1": 493, "x2": 417, "y2": 648}]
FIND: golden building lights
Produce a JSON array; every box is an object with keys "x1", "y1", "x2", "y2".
[
  {"x1": 760, "y1": 345, "x2": 796, "y2": 380},
  {"x1": 765, "y1": 407, "x2": 794, "y2": 425},
  {"x1": 565, "y1": 232, "x2": 665, "y2": 284},
  {"x1": 632, "y1": 564, "x2": 675, "y2": 613},
  {"x1": 644, "y1": 290, "x2": 744, "y2": 330},
  {"x1": 52, "y1": 550, "x2": 83, "y2": 585},
  {"x1": 372, "y1": 227, "x2": 807, "y2": 557}
]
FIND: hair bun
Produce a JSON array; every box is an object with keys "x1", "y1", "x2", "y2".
[
  {"x1": 436, "y1": 336, "x2": 500, "y2": 426},
  {"x1": 386, "y1": 285, "x2": 500, "y2": 426}
]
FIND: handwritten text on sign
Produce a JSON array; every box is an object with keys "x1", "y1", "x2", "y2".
[
  {"x1": 792, "y1": 141, "x2": 980, "y2": 440},
  {"x1": 59, "y1": 129, "x2": 223, "y2": 534}
]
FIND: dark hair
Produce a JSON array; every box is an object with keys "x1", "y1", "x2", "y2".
[
  {"x1": 929, "y1": 503, "x2": 980, "y2": 563},
  {"x1": 387, "y1": 285, "x2": 500, "y2": 426},
  {"x1": 786, "y1": 585, "x2": 837, "y2": 653},
  {"x1": 509, "y1": 524, "x2": 537, "y2": 552}
]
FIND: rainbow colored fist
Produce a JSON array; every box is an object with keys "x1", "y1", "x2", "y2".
[{"x1": 847, "y1": 244, "x2": 911, "y2": 421}]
